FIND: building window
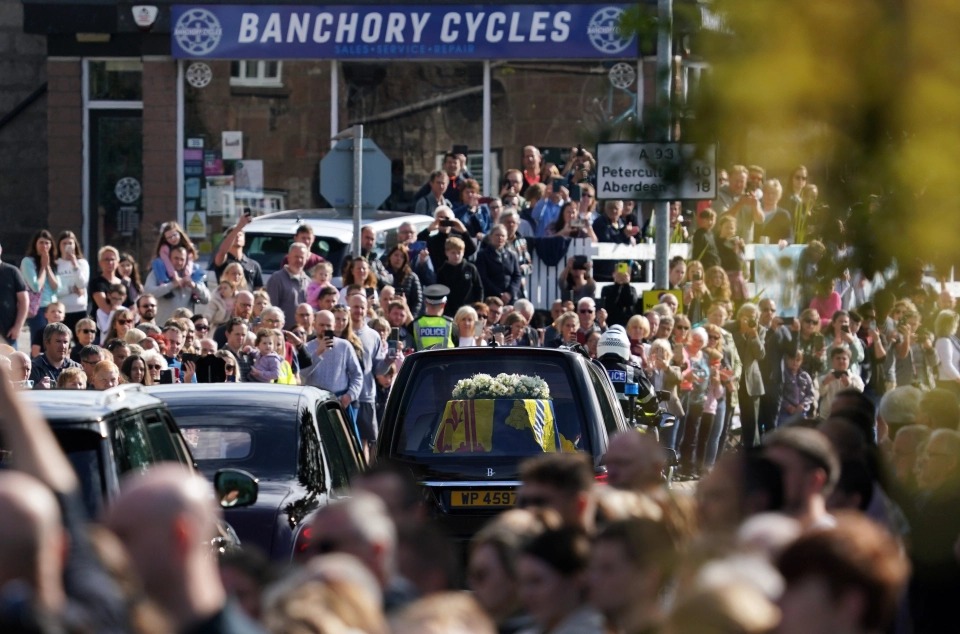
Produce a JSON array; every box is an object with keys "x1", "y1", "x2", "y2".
[
  {"x1": 89, "y1": 60, "x2": 143, "y2": 101},
  {"x1": 230, "y1": 61, "x2": 283, "y2": 87},
  {"x1": 681, "y1": 61, "x2": 711, "y2": 113}
]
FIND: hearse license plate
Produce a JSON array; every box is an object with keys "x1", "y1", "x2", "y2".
[{"x1": 450, "y1": 490, "x2": 516, "y2": 508}]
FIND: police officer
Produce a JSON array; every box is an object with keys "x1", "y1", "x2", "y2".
[
  {"x1": 596, "y1": 326, "x2": 658, "y2": 422},
  {"x1": 411, "y1": 284, "x2": 455, "y2": 351}
]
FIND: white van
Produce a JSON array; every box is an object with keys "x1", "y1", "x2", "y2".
[{"x1": 238, "y1": 209, "x2": 433, "y2": 284}]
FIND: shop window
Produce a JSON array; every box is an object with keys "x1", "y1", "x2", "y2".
[{"x1": 230, "y1": 60, "x2": 283, "y2": 87}]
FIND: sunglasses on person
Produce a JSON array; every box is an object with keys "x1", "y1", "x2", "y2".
[
  {"x1": 225, "y1": 365, "x2": 236, "y2": 371},
  {"x1": 148, "y1": 364, "x2": 163, "y2": 370},
  {"x1": 803, "y1": 319, "x2": 819, "y2": 325},
  {"x1": 674, "y1": 325, "x2": 691, "y2": 331},
  {"x1": 195, "y1": 324, "x2": 210, "y2": 332},
  {"x1": 117, "y1": 319, "x2": 133, "y2": 325},
  {"x1": 578, "y1": 309, "x2": 595, "y2": 314},
  {"x1": 80, "y1": 329, "x2": 96, "y2": 335}
]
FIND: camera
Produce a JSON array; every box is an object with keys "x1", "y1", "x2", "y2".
[
  {"x1": 692, "y1": 273, "x2": 703, "y2": 282},
  {"x1": 491, "y1": 324, "x2": 507, "y2": 335},
  {"x1": 747, "y1": 318, "x2": 758, "y2": 329},
  {"x1": 832, "y1": 370, "x2": 846, "y2": 379},
  {"x1": 440, "y1": 219, "x2": 455, "y2": 228}
]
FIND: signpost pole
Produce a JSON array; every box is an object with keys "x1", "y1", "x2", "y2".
[
  {"x1": 482, "y1": 61, "x2": 492, "y2": 197},
  {"x1": 653, "y1": 0, "x2": 673, "y2": 288},
  {"x1": 330, "y1": 61, "x2": 339, "y2": 149},
  {"x1": 352, "y1": 124, "x2": 364, "y2": 256}
]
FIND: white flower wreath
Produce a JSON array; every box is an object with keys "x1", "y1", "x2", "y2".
[{"x1": 451, "y1": 373, "x2": 550, "y2": 400}]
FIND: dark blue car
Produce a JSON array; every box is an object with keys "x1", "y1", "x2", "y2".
[{"x1": 149, "y1": 383, "x2": 366, "y2": 561}]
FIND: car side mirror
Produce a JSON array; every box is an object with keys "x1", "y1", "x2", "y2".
[{"x1": 214, "y1": 468, "x2": 259, "y2": 508}]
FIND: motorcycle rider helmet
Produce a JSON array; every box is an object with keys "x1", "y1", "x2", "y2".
[{"x1": 597, "y1": 325, "x2": 631, "y2": 361}]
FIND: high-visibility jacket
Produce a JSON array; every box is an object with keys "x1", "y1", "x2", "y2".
[
  {"x1": 411, "y1": 315, "x2": 455, "y2": 351},
  {"x1": 273, "y1": 360, "x2": 298, "y2": 384}
]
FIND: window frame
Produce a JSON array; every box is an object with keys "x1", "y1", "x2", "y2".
[{"x1": 230, "y1": 60, "x2": 284, "y2": 88}]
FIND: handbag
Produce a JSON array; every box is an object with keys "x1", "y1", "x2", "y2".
[{"x1": 27, "y1": 289, "x2": 41, "y2": 318}]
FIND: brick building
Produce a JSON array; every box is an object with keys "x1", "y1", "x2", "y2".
[
  {"x1": 0, "y1": 0, "x2": 46, "y2": 260},
  {"x1": 19, "y1": 1, "x2": 688, "y2": 263}
]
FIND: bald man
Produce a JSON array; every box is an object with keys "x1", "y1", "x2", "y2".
[
  {"x1": 0, "y1": 471, "x2": 67, "y2": 618},
  {"x1": 0, "y1": 361, "x2": 129, "y2": 631},
  {"x1": 105, "y1": 464, "x2": 263, "y2": 633},
  {"x1": 213, "y1": 290, "x2": 255, "y2": 348}
]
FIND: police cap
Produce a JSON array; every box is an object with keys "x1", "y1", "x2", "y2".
[{"x1": 424, "y1": 284, "x2": 451, "y2": 305}]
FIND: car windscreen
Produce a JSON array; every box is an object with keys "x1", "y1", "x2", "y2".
[
  {"x1": 165, "y1": 403, "x2": 298, "y2": 480},
  {"x1": 53, "y1": 429, "x2": 106, "y2": 519},
  {"x1": 244, "y1": 233, "x2": 348, "y2": 276},
  {"x1": 391, "y1": 356, "x2": 591, "y2": 459}
]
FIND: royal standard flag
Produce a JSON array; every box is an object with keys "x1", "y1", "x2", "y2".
[{"x1": 434, "y1": 399, "x2": 563, "y2": 454}]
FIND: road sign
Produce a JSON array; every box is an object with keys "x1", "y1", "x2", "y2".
[
  {"x1": 596, "y1": 143, "x2": 717, "y2": 201},
  {"x1": 319, "y1": 138, "x2": 391, "y2": 210}
]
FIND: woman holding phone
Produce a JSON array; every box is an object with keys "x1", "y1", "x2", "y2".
[
  {"x1": 21, "y1": 230, "x2": 61, "y2": 350},
  {"x1": 453, "y1": 305, "x2": 487, "y2": 347},
  {"x1": 55, "y1": 231, "x2": 89, "y2": 333}
]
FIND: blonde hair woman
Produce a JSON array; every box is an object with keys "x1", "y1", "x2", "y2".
[
  {"x1": 454, "y1": 305, "x2": 486, "y2": 347},
  {"x1": 548, "y1": 311, "x2": 579, "y2": 348}
]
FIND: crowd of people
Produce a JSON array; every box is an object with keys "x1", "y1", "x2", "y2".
[
  {"x1": 2, "y1": 354, "x2": 956, "y2": 633},
  {"x1": 2, "y1": 148, "x2": 960, "y2": 632}
]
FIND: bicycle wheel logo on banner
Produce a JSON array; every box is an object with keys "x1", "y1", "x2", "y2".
[
  {"x1": 174, "y1": 8, "x2": 223, "y2": 57},
  {"x1": 588, "y1": 7, "x2": 635, "y2": 55}
]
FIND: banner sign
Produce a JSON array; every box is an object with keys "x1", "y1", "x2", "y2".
[{"x1": 171, "y1": 4, "x2": 638, "y2": 60}]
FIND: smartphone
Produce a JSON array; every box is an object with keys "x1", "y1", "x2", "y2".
[
  {"x1": 812, "y1": 333, "x2": 825, "y2": 349},
  {"x1": 243, "y1": 207, "x2": 252, "y2": 217},
  {"x1": 615, "y1": 262, "x2": 630, "y2": 276},
  {"x1": 180, "y1": 352, "x2": 200, "y2": 365},
  {"x1": 840, "y1": 324, "x2": 850, "y2": 334},
  {"x1": 747, "y1": 318, "x2": 758, "y2": 329},
  {"x1": 552, "y1": 180, "x2": 562, "y2": 194},
  {"x1": 692, "y1": 272, "x2": 703, "y2": 282},
  {"x1": 782, "y1": 316, "x2": 796, "y2": 327},
  {"x1": 159, "y1": 369, "x2": 175, "y2": 384},
  {"x1": 324, "y1": 329, "x2": 336, "y2": 341},
  {"x1": 440, "y1": 219, "x2": 455, "y2": 228},
  {"x1": 573, "y1": 255, "x2": 589, "y2": 269},
  {"x1": 474, "y1": 321, "x2": 485, "y2": 338},
  {"x1": 832, "y1": 370, "x2": 846, "y2": 379},
  {"x1": 577, "y1": 144, "x2": 585, "y2": 157},
  {"x1": 390, "y1": 327, "x2": 400, "y2": 343},
  {"x1": 570, "y1": 185, "x2": 582, "y2": 202}
]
